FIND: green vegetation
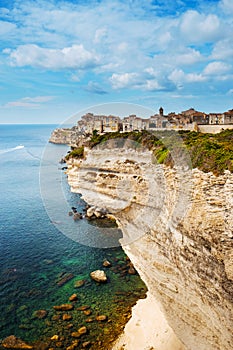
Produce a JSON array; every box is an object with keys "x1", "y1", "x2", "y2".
[
  {"x1": 179, "y1": 129, "x2": 233, "y2": 174},
  {"x1": 69, "y1": 129, "x2": 233, "y2": 174},
  {"x1": 65, "y1": 146, "x2": 84, "y2": 160}
]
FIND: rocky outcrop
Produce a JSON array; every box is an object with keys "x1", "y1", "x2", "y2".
[
  {"x1": 49, "y1": 126, "x2": 86, "y2": 147},
  {"x1": 66, "y1": 144, "x2": 233, "y2": 350}
]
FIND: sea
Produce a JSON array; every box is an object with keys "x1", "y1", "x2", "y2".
[{"x1": 0, "y1": 124, "x2": 146, "y2": 349}]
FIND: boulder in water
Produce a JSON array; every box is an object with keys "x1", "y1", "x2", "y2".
[{"x1": 90, "y1": 270, "x2": 107, "y2": 283}]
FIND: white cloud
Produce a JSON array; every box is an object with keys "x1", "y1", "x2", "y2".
[
  {"x1": 22, "y1": 96, "x2": 54, "y2": 103},
  {"x1": 4, "y1": 96, "x2": 54, "y2": 108},
  {"x1": 180, "y1": 10, "x2": 220, "y2": 43},
  {"x1": 175, "y1": 48, "x2": 203, "y2": 65},
  {"x1": 110, "y1": 73, "x2": 139, "y2": 89},
  {"x1": 169, "y1": 69, "x2": 206, "y2": 85},
  {"x1": 4, "y1": 44, "x2": 99, "y2": 69},
  {"x1": 203, "y1": 61, "x2": 231, "y2": 75},
  {"x1": 0, "y1": 20, "x2": 16, "y2": 35},
  {"x1": 110, "y1": 70, "x2": 174, "y2": 91},
  {"x1": 1, "y1": 0, "x2": 233, "y2": 101},
  {"x1": 220, "y1": 0, "x2": 233, "y2": 13},
  {"x1": 212, "y1": 39, "x2": 233, "y2": 60}
]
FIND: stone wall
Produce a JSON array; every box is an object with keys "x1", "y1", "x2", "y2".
[{"x1": 198, "y1": 124, "x2": 233, "y2": 133}]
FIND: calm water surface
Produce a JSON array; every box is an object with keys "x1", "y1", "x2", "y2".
[{"x1": 0, "y1": 125, "x2": 146, "y2": 349}]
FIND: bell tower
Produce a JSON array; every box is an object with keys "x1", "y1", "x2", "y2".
[{"x1": 159, "y1": 107, "x2": 164, "y2": 116}]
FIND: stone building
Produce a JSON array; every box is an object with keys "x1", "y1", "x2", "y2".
[
  {"x1": 223, "y1": 109, "x2": 233, "y2": 124},
  {"x1": 209, "y1": 113, "x2": 224, "y2": 125},
  {"x1": 77, "y1": 113, "x2": 121, "y2": 133}
]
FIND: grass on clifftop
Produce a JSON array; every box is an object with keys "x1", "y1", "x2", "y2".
[{"x1": 68, "y1": 129, "x2": 233, "y2": 175}]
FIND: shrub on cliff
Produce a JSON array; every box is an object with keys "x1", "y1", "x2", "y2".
[{"x1": 65, "y1": 146, "x2": 84, "y2": 160}]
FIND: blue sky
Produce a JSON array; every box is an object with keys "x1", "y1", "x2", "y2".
[{"x1": 0, "y1": 0, "x2": 233, "y2": 123}]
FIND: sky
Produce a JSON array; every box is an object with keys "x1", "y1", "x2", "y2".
[{"x1": 0, "y1": 0, "x2": 233, "y2": 123}]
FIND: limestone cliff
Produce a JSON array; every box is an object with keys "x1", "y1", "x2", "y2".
[{"x1": 66, "y1": 143, "x2": 233, "y2": 350}]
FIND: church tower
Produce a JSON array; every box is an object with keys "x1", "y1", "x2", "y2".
[{"x1": 159, "y1": 107, "x2": 164, "y2": 116}]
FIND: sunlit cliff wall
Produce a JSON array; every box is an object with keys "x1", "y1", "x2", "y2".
[{"x1": 66, "y1": 144, "x2": 233, "y2": 350}]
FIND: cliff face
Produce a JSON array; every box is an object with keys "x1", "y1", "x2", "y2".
[{"x1": 66, "y1": 144, "x2": 233, "y2": 350}]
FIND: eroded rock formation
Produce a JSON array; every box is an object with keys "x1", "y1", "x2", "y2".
[{"x1": 66, "y1": 142, "x2": 233, "y2": 350}]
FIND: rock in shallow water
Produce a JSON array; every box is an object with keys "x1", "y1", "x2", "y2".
[
  {"x1": 90, "y1": 270, "x2": 107, "y2": 283},
  {"x1": 32, "y1": 309, "x2": 48, "y2": 319},
  {"x1": 53, "y1": 304, "x2": 73, "y2": 311},
  {"x1": 69, "y1": 293, "x2": 78, "y2": 302},
  {"x1": 2, "y1": 335, "x2": 33, "y2": 349},
  {"x1": 102, "y1": 259, "x2": 112, "y2": 267}
]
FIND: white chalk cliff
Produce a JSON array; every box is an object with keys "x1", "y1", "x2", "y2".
[{"x1": 66, "y1": 142, "x2": 233, "y2": 350}]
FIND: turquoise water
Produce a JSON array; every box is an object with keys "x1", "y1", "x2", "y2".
[{"x1": 0, "y1": 125, "x2": 146, "y2": 349}]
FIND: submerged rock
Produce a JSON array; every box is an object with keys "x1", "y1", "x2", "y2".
[
  {"x1": 73, "y1": 213, "x2": 82, "y2": 220},
  {"x1": 74, "y1": 279, "x2": 85, "y2": 288},
  {"x1": 90, "y1": 270, "x2": 107, "y2": 283},
  {"x1": 102, "y1": 259, "x2": 112, "y2": 268},
  {"x1": 78, "y1": 326, "x2": 87, "y2": 335},
  {"x1": 2, "y1": 335, "x2": 33, "y2": 349},
  {"x1": 128, "y1": 266, "x2": 136, "y2": 275},
  {"x1": 82, "y1": 341, "x2": 91, "y2": 348},
  {"x1": 53, "y1": 304, "x2": 73, "y2": 311},
  {"x1": 76, "y1": 305, "x2": 90, "y2": 311},
  {"x1": 96, "y1": 315, "x2": 107, "y2": 322},
  {"x1": 32, "y1": 309, "x2": 47, "y2": 319},
  {"x1": 62, "y1": 313, "x2": 73, "y2": 321},
  {"x1": 50, "y1": 335, "x2": 59, "y2": 341},
  {"x1": 69, "y1": 293, "x2": 78, "y2": 302},
  {"x1": 56, "y1": 273, "x2": 74, "y2": 286}
]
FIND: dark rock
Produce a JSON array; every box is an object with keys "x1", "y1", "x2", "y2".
[
  {"x1": 32, "y1": 309, "x2": 47, "y2": 319},
  {"x1": 52, "y1": 314, "x2": 60, "y2": 321},
  {"x1": 82, "y1": 341, "x2": 91, "y2": 348},
  {"x1": 73, "y1": 213, "x2": 81, "y2": 220},
  {"x1": 76, "y1": 305, "x2": 90, "y2": 311},
  {"x1": 74, "y1": 279, "x2": 85, "y2": 288},
  {"x1": 56, "y1": 273, "x2": 74, "y2": 286},
  {"x1": 128, "y1": 266, "x2": 137, "y2": 275}
]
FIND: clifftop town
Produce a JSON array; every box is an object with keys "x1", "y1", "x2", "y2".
[{"x1": 49, "y1": 107, "x2": 233, "y2": 146}]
